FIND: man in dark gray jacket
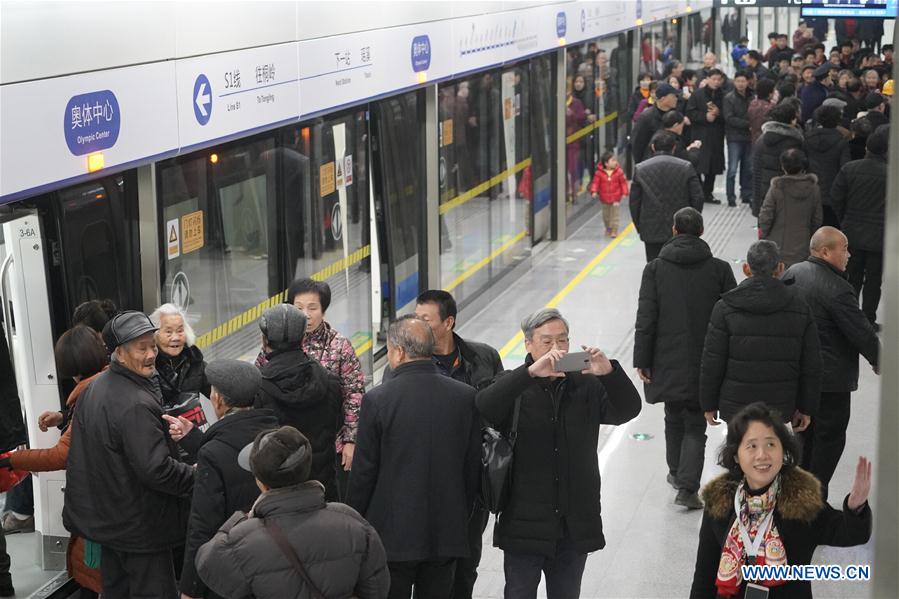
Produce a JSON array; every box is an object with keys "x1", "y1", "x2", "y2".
[
  {"x1": 630, "y1": 130, "x2": 705, "y2": 262},
  {"x1": 196, "y1": 426, "x2": 389, "y2": 598},
  {"x1": 64, "y1": 311, "x2": 195, "y2": 598},
  {"x1": 722, "y1": 69, "x2": 754, "y2": 207},
  {"x1": 634, "y1": 208, "x2": 736, "y2": 510},
  {"x1": 782, "y1": 227, "x2": 880, "y2": 500},
  {"x1": 348, "y1": 316, "x2": 480, "y2": 598}
]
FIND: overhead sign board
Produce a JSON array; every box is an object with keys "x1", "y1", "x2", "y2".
[
  {"x1": 175, "y1": 43, "x2": 300, "y2": 150},
  {"x1": 0, "y1": 61, "x2": 178, "y2": 203}
]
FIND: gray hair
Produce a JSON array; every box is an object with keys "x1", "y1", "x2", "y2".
[
  {"x1": 521, "y1": 308, "x2": 569, "y2": 341},
  {"x1": 747, "y1": 240, "x2": 781, "y2": 277},
  {"x1": 149, "y1": 303, "x2": 196, "y2": 347},
  {"x1": 387, "y1": 315, "x2": 434, "y2": 359}
]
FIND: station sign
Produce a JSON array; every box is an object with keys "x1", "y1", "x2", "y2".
[
  {"x1": 175, "y1": 43, "x2": 300, "y2": 150},
  {"x1": 63, "y1": 90, "x2": 121, "y2": 156}
]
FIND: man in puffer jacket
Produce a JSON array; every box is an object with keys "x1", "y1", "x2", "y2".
[
  {"x1": 751, "y1": 102, "x2": 805, "y2": 216},
  {"x1": 700, "y1": 241, "x2": 821, "y2": 427},
  {"x1": 196, "y1": 426, "x2": 389, "y2": 599},
  {"x1": 831, "y1": 124, "x2": 890, "y2": 327},
  {"x1": 805, "y1": 104, "x2": 851, "y2": 227},
  {"x1": 254, "y1": 304, "x2": 343, "y2": 499}
]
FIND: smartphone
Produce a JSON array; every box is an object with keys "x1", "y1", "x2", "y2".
[
  {"x1": 744, "y1": 583, "x2": 770, "y2": 599},
  {"x1": 554, "y1": 351, "x2": 592, "y2": 373}
]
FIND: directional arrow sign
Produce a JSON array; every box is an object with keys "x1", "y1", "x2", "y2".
[{"x1": 192, "y1": 74, "x2": 212, "y2": 126}]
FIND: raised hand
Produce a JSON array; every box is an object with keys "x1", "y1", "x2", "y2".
[
  {"x1": 38, "y1": 410, "x2": 64, "y2": 432},
  {"x1": 527, "y1": 349, "x2": 567, "y2": 379},
  {"x1": 162, "y1": 414, "x2": 194, "y2": 442},
  {"x1": 847, "y1": 456, "x2": 872, "y2": 511},
  {"x1": 581, "y1": 345, "x2": 613, "y2": 376}
]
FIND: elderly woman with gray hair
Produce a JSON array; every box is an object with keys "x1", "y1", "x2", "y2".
[
  {"x1": 475, "y1": 307, "x2": 641, "y2": 599},
  {"x1": 149, "y1": 303, "x2": 210, "y2": 406}
]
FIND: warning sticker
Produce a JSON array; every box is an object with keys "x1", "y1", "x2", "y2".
[
  {"x1": 335, "y1": 158, "x2": 345, "y2": 189},
  {"x1": 166, "y1": 218, "x2": 180, "y2": 260},
  {"x1": 441, "y1": 120, "x2": 453, "y2": 146},
  {"x1": 320, "y1": 162, "x2": 335, "y2": 197},
  {"x1": 181, "y1": 210, "x2": 204, "y2": 255},
  {"x1": 343, "y1": 155, "x2": 353, "y2": 186}
]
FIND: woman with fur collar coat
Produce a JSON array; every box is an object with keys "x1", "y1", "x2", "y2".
[{"x1": 690, "y1": 403, "x2": 872, "y2": 599}]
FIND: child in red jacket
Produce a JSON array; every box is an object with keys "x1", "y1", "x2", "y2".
[{"x1": 590, "y1": 151, "x2": 629, "y2": 237}]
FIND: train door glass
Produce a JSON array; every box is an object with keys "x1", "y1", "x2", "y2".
[
  {"x1": 371, "y1": 90, "x2": 426, "y2": 318},
  {"x1": 281, "y1": 110, "x2": 373, "y2": 374},
  {"x1": 526, "y1": 54, "x2": 555, "y2": 244},
  {"x1": 157, "y1": 135, "x2": 278, "y2": 361},
  {"x1": 55, "y1": 174, "x2": 141, "y2": 316},
  {"x1": 438, "y1": 67, "x2": 530, "y2": 307}
]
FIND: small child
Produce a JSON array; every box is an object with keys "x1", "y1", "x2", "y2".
[{"x1": 590, "y1": 151, "x2": 629, "y2": 237}]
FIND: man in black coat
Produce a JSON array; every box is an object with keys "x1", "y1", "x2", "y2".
[
  {"x1": 751, "y1": 102, "x2": 805, "y2": 216},
  {"x1": 634, "y1": 208, "x2": 737, "y2": 509},
  {"x1": 782, "y1": 227, "x2": 880, "y2": 500},
  {"x1": 476, "y1": 308, "x2": 641, "y2": 599},
  {"x1": 348, "y1": 316, "x2": 480, "y2": 599},
  {"x1": 661, "y1": 110, "x2": 702, "y2": 169},
  {"x1": 806, "y1": 104, "x2": 851, "y2": 227},
  {"x1": 686, "y1": 68, "x2": 727, "y2": 203},
  {"x1": 255, "y1": 304, "x2": 343, "y2": 499},
  {"x1": 630, "y1": 130, "x2": 705, "y2": 262},
  {"x1": 64, "y1": 311, "x2": 195, "y2": 598},
  {"x1": 831, "y1": 124, "x2": 889, "y2": 327},
  {"x1": 722, "y1": 70, "x2": 755, "y2": 207},
  {"x1": 162, "y1": 359, "x2": 279, "y2": 599},
  {"x1": 399, "y1": 289, "x2": 503, "y2": 599},
  {"x1": 631, "y1": 82, "x2": 681, "y2": 164},
  {"x1": 700, "y1": 241, "x2": 822, "y2": 427}
]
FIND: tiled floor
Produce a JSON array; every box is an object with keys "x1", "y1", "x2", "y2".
[{"x1": 460, "y1": 199, "x2": 879, "y2": 598}]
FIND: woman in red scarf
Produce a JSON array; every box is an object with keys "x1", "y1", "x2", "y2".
[{"x1": 690, "y1": 402, "x2": 872, "y2": 598}]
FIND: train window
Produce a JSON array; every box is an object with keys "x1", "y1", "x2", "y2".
[
  {"x1": 157, "y1": 136, "x2": 279, "y2": 361},
  {"x1": 438, "y1": 66, "x2": 531, "y2": 308}
]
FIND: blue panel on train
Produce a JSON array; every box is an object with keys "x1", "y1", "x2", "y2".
[
  {"x1": 396, "y1": 271, "x2": 420, "y2": 309},
  {"x1": 63, "y1": 90, "x2": 121, "y2": 156},
  {"x1": 411, "y1": 36, "x2": 432, "y2": 73},
  {"x1": 534, "y1": 185, "x2": 551, "y2": 214}
]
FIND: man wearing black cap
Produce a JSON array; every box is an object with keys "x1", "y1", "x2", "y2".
[
  {"x1": 631, "y1": 82, "x2": 681, "y2": 164},
  {"x1": 196, "y1": 426, "x2": 389, "y2": 598},
  {"x1": 162, "y1": 359, "x2": 279, "y2": 599},
  {"x1": 255, "y1": 304, "x2": 343, "y2": 499},
  {"x1": 348, "y1": 316, "x2": 480, "y2": 598},
  {"x1": 63, "y1": 311, "x2": 195, "y2": 598},
  {"x1": 801, "y1": 63, "x2": 837, "y2": 124},
  {"x1": 861, "y1": 93, "x2": 889, "y2": 129}
]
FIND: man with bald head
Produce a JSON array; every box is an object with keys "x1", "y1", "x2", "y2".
[
  {"x1": 783, "y1": 226, "x2": 880, "y2": 500},
  {"x1": 348, "y1": 315, "x2": 480, "y2": 598}
]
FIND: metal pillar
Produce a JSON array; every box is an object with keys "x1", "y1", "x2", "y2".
[
  {"x1": 137, "y1": 163, "x2": 160, "y2": 311},
  {"x1": 424, "y1": 84, "x2": 441, "y2": 289},
  {"x1": 553, "y1": 47, "x2": 567, "y2": 241},
  {"x1": 873, "y1": 23, "x2": 899, "y2": 599}
]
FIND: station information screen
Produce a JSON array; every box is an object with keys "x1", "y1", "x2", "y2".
[{"x1": 801, "y1": 0, "x2": 898, "y2": 18}]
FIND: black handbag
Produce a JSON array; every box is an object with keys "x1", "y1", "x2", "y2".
[{"x1": 480, "y1": 396, "x2": 521, "y2": 514}]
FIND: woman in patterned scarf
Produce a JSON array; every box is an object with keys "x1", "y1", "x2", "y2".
[
  {"x1": 255, "y1": 278, "x2": 365, "y2": 499},
  {"x1": 690, "y1": 402, "x2": 872, "y2": 598}
]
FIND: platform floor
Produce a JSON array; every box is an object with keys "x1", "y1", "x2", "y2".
[{"x1": 460, "y1": 198, "x2": 880, "y2": 598}]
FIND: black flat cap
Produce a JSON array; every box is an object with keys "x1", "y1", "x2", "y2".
[
  {"x1": 103, "y1": 311, "x2": 157, "y2": 350},
  {"x1": 238, "y1": 426, "x2": 312, "y2": 489},
  {"x1": 205, "y1": 359, "x2": 260, "y2": 407}
]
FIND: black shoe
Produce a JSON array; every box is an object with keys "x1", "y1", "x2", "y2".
[
  {"x1": 705, "y1": 196, "x2": 722, "y2": 205},
  {"x1": 727, "y1": 199, "x2": 736, "y2": 207},
  {"x1": 675, "y1": 489, "x2": 704, "y2": 510},
  {"x1": 666, "y1": 474, "x2": 678, "y2": 489}
]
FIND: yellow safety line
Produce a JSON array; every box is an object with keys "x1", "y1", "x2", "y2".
[
  {"x1": 195, "y1": 245, "x2": 372, "y2": 350},
  {"x1": 498, "y1": 222, "x2": 635, "y2": 359},
  {"x1": 444, "y1": 230, "x2": 528, "y2": 292},
  {"x1": 439, "y1": 158, "x2": 532, "y2": 216},
  {"x1": 353, "y1": 339, "x2": 373, "y2": 357},
  {"x1": 565, "y1": 111, "x2": 619, "y2": 145}
]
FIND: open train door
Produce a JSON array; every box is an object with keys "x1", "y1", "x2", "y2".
[{"x1": 0, "y1": 212, "x2": 68, "y2": 571}]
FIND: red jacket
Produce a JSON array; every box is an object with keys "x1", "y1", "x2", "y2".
[{"x1": 590, "y1": 165, "x2": 629, "y2": 204}]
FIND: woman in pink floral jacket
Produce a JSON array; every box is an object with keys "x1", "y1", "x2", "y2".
[{"x1": 255, "y1": 279, "x2": 366, "y2": 482}]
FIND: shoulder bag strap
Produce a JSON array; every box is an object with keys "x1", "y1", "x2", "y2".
[
  {"x1": 508, "y1": 396, "x2": 522, "y2": 445},
  {"x1": 265, "y1": 520, "x2": 327, "y2": 599}
]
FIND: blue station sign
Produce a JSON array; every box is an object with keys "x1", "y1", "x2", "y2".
[
  {"x1": 63, "y1": 90, "x2": 121, "y2": 156},
  {"x1": 411, "y1": 35, "x2": 432, "y2": 72},
  {"x1": 556, "y1": 12, "x2": 567, "y2": 38}
]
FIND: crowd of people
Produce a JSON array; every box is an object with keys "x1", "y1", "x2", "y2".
[{"x1": 0, "y1": 18, "x2": 890, "y2": 599}]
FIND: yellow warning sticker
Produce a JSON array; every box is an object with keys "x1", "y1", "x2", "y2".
[
  {"x1": 320, "y1": 162, "x2": 335, "y2": 197},
  {"x1": 442, "y1": 119, "x2": 453, "y2": 146},
  {"x1": 181, "y1": 210, "x2": 204, "y2": 255}
]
